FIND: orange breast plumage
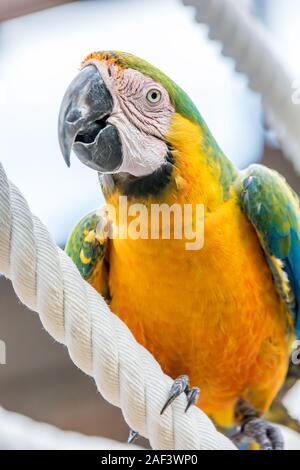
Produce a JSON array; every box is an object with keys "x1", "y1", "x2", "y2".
[{"x1": 108, "y1": 198, "x2": 293, "y2": 426}]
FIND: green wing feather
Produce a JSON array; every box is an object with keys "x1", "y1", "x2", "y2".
[
  {"x1": 65, "y1": 210, "x2": 108, "y2": 281},
  {"x1": 236, "y1": 164, "x2": 300, "y2": 337}
]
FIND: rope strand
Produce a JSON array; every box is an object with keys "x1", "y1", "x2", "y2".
[
  {"x1": 0, "y1": 162, "x2": 235, "y2": 450},
  {"x1": 183, "y1": 0, "x2": 300, "y2": 172}
]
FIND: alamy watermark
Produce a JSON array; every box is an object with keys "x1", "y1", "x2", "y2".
[{"x1": 96, "y1": 196, "x2": 205, "y2": 251}]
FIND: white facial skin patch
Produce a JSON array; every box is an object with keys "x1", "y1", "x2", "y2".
[{"x1": 85, "y1": 60, "x2": 175, "y2": 177}]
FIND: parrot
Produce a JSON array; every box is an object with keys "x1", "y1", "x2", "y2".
[{"x1": 58, "y1": 51, "x2": 300, "y2": 450}]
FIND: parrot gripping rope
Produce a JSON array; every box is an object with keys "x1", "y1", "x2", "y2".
[
  {"x1": 183, "y1": 0, "x2": 300, "y2": 172},
  {"x1": 0, "y1": 162, "x2": 235, "y2": 450},
  {"x1": 0, "y1": 0, "x2": 298, "y2": 451}
]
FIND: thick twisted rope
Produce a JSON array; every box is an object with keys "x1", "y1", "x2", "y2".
[
  {"x1": 183, "y1": 0, "x2": 300, "y2": 172},
  {"x1": 0, "y1": 162, "x2": 235, "y2": 450}
]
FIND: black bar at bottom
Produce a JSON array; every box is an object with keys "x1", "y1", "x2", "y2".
[{"x1": 0, "y1": 449, "x2": 294, "y2": 468}]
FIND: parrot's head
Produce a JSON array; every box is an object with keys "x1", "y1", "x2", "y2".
[{"x1": 58, "y1": 51, "x2": 234, "y2": 199}]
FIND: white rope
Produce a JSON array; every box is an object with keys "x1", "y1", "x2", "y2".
[
  {"x1": 183, "y1": 0, "x2": 300, "y2": 172},
  {"x1": 0, "y1": 161, "x2": 235, "y2": 450},
  {"x1": 1, "y1": 406, "x2": 299, "y2": 450},
  {"x1": 0, "y1": 408, "x2": 140, "y2": 450}
]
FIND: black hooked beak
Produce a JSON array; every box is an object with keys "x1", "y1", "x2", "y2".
[{"x1": 58, "y1": 65, "x2": 123, "y2": 172}]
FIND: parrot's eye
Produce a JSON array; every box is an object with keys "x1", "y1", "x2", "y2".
[{"x1": 146, "y1": 88, "x2": 162, "y2": 104}]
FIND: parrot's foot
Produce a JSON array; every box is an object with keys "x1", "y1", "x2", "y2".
[
  {"x1": 127, "y1": 429, "x2": 139, "y2": 444},
  {"x1": 160, "y1": 375, "x2": 200, "y2": 415},
  {"x1": 233, "y1": 398, "x2": 284, "y2": 450},
  {"x1": 232, "y1": 417, "x2": 284, "y2": 450}
]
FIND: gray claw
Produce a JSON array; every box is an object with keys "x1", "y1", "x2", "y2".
[
  {"x1": 161, "y1": 375, "x2": 200, "y2": 415},
  {"x1": 266, "y1": 425, "x2": 285, "y2": 450},
  {"x1": 233, "y1": 398, "x2": 284, "y2": 450},
  {"x1": 242, "y1": 418, "x2": 284, "y2": 450},
  {"x1": 160, "y1": 375, "x2": 189, "y2": 415},
  {"x1": 128, "y1": 429, "x2": 139, "y2": 444},
  {"x1": 185, "y1": 387, "x2": 200, "y2": 412}
]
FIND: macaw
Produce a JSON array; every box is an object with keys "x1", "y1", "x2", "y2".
[{"x1": 58, "y1": 51, "x2": 300, "y2": 450}]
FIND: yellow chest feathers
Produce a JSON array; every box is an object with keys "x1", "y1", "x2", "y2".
[
  {"x1": 104, "y1": 115, "x2": 291, "y2": 422},
  {"x1": 107, "y1": 199, "x2": 290, "y2": 424}
]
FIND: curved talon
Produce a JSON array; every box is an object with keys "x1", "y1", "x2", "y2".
[
  {"x1": 234, "y1": 399, "x2": 284, "y2": 450},
  {"x1": 161, "y1": 375, "x2": 200, "y2": 415},
  {"x1": 185, "y1": 387, "x2": 200, "y2": 413},
  {"x1": 266, "y1": 425, "x2": 285, "y2": 450},
  {"x1": 128, "y1": 429, "x2": 139, "y2": 444},
  {"x1": 242, "y1": 417, "x2": 284, "y2": 450}
]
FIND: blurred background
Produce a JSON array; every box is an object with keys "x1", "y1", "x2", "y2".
[{"x1": 0, "y1": 0, "x2": 299, "y2": 447}]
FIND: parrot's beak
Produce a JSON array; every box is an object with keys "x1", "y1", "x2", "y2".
[{"x1": 58, "y1": 64, "x2": 122, "y2": 172}]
